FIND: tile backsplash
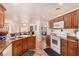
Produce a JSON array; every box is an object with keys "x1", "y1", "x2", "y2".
[{"x1": 51, "y1": 29, "x2": 79, "y2": 37}]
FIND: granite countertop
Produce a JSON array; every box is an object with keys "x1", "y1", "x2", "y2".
[
  {"x1": 0, "y1": 35, "x2": 36, "y2": 54},
  {"x1": 0, "y1": 40, "x2": 12, "y2": 54},
  {"x1": 60, "y1": 36, "x2": 78, "y2": 43}
]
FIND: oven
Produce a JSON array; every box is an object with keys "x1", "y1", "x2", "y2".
[{"x1": 51, "y1": 35, "x2": 61, "y2": 54}]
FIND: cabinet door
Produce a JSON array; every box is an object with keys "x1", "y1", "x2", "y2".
[
  {"x1": 78, "y1": 43, "x2": 79, "y2": 56},
  {"x1": 68, "y1": 40, "x2": 78, "y2": 56},
  {"x1": 48, "y1": 20, "x2": 51, "y2": 28},
  {"x1": 71, "y1": 11, "x2": 78, "y2": 28},
  {"x1": 28, "y1": 36, "x2": 36, "y2": 49},
  {"x1": 12, "y1": 40, "x2": 23, "y2": 56},
  {"x1": 77, "y1": 10, "x2": 79, "y2": 28},
  {"x1": 46, "y1": 35, "x2": 51, "y2": 47},
  {"x1": 53, "y1": 18, "x2": 58, "y2": 23},
  {"x1": 0, "y1": 12, "x2": 4, "y2": 28},
  {"x1": 58, "y1": 16, "x2": 63, "y2": 21},
  {"x1": 22, "y1": 38, "x2": 28, "y2": 53},
  {"x1": 31, "y1": 36, "x2": 36, "y2": 49},
  {"x1": 48, "y1": 20, "x2": 53, "y2": 28},
  {"x1": 12, "y1": 46, "x2": 19, "y2": 56},
  {"x1": 0, "y1": 52, "x2": 3, "y2": 56},
  {"x1": 64, "y1": 13, "x2": 72, "y2": 28},
  {"x1": 61, "y1": 39, "x2": 68, "y2": 56}
]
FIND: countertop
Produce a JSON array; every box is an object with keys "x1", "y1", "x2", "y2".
[
  {"x1": 60, "y1": 36, "x2": 78, "y2": 43},
  {"x1": 0, "y1": 35, "x2": 36, "y2": 55},
  {"x1": 0, "y1": 40, "x2": 12, "y2": 55}
]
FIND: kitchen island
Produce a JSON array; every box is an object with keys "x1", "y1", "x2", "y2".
[{"x1": 0, "y1": 36, "x2": 36, "y2": 56}]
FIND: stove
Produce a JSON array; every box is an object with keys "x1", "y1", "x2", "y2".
[{"x1": 51, "y1": 35, "x2": 61, "y2": 54}]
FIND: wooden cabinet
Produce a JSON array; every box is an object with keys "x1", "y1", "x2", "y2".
[
  {"x1": 0, "y1": 4, "x2": 6, "y2": 28},
  {"x1": 61, "y1": 39, "x2": 68, "y2": 56},
  {"x1": 68, "y1": 40, "x2": 78, "y2": 56},
  {"x1": 46, "y1": 35, "x2": 51, "y2": 48},
  {"x1": 28, "y1": 36, "x2": 36, "y2": 49},
  {"x1": 0, "y1": 52, "x2": 3, "y2": 56},
  {"x1": 58, "y1": 16, "x2": 63, "y2": 21},
  {"x1": 48, "y1": 9, "x2": 79, "y2": 28},
  {"x1": 22, "y1": 38, "x2": 28, "y2": 53},
  {"x1": 12, "y1": 39, "x2": 23, "y2": 56},
  {"x1": 64, "y1": 13, "x2": 72, "y2": 28},
  {"x1": 78, "y1": 43, "x2": 79, "y2": 56},
  {"x1": 53, "y1": 18, "x2": 58, "y2": 22},
  {"x1": 48, "y1": 20, "x2": 53, "y2": 28},
  {"x1": 71, "y1": 10, "x2": 79, "y2": 28},
  {"x1": 12, "y1": 36, "x2": 36, "y2": 56},
  {"x1": 61, "y1": 38, "x2": 78, "y2": 56}
]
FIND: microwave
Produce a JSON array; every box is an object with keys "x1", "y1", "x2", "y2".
[{"x1": 54, "y1": 21, "x2": 64, "y2": 28}]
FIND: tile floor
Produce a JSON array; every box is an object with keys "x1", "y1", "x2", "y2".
[{"x1": 30, "y1": 39, "x2": 48, "y2": 56}]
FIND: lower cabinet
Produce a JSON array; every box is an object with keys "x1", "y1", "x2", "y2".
[
  {"x1": 0, "y1": 52, "x2": 3, "y2": 56},
  {"x1": 61, "y1": 38, "x2": 78, "y2": 56},
  {"x1": 68, "y1": 40, "x2": 78, "y2": 56},
  {"x1": 46, "y1": 35, "x2": 51, "y2": 48},
  {"x1": 12, "y1": 39, "x2": 23, "y2": 56},
  {"x1": 22, "y1": 38, "x2": 28, "y2": 53},
  {"x1": 61, "y1": 39, "x2": 68, "y2": 56},
  {"x1": 12, "y1": 36, "x2": 36, "y2": 56},
  {"x1": 28, "y1": 36, "x2": 36, "y2": 49},
  {"x1": 78, "y1": 42, "x2": 79, "y2": 56}
]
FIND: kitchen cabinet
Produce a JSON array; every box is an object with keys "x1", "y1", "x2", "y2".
[
  {"x1": 46, "y1": 35, "x2": 51, "y2": 48},
  {"x1": 12, "y1": 39, "x2": 23, "y2": 56},
  {"x1": 64, "y1": 13, "x2": 72, "y2": 28},
  {"x1": 48, "y1": 9, "x2": 79, "y2": 28},
  {"x1": 61, "y1": 39, "x2": 68, "y2": 56},
  {"x1": 12, "y1": 36, "x2": 36, "y2": 56},
  {"x1": 28, "y1": 36, "x2": 36, "y2": 49},
  {"x1": 48, "y1": 20, "x2": 53, "y2": 28},
  {"x1": 68, "y1": 40, "x2": 78, "y2": 56},
  {"x1": 61, "y1": 38, "x2": 78, "y2": 56},
  {"x1": 53, "y1": 18, "x2": 58, "y2": 22},
  {"x1": 3, "y1": 44, "x2": 12, "y2": 56},
  {"x1": 78, "y1": 43, "x2": 79, "y2": 56},
  {"x1": 58, "y1": 16, "x2": 63, "y2": 21},
  {"x1": 22, "y1": 38, "x2": 28, "y2": 53},
  {"x1": 0, "y1": 52, "x2": 3, "y2": 56},
  {"x1": 71, "y1": 10, "x2": 79, "y2": 28},
  {"x1": 0, "y1": 4, "x2": 6, "y2": 28}
]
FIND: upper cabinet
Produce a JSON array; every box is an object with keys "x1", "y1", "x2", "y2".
[
  {"x1": 48, "y1": 19, "x2": 54, "y2": 28},
  {"x1": 48, "y1": 9, "x2": 79, "y2": 29},
  {"x1": 64, "y1": 13, "x2": 72, "y2": 28},
  {"x1": 0, "y1": 4, "x2": 6, "y2": 28},
  {"x1": 71, "y1": 10, "x2": 78, "y2": 28},
  {"x1": 58, "y1": 16, "x2": 63, "y2": 21}
]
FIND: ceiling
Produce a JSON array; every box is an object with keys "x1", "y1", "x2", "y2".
[{"x1": 3, "y1": 3, "x2": 79, "y2": 24}]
